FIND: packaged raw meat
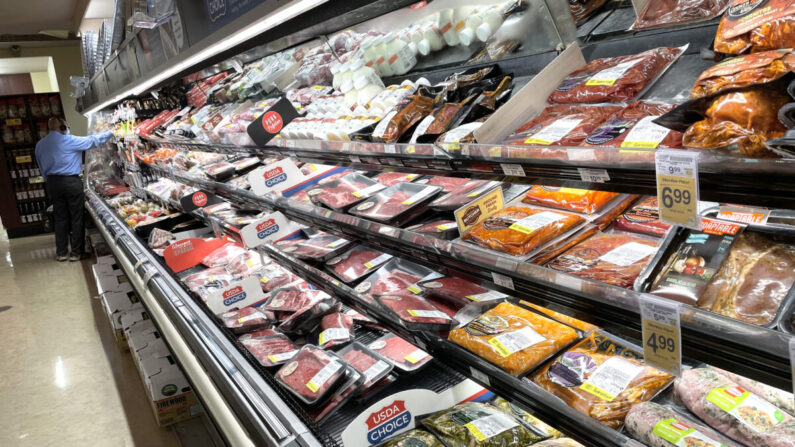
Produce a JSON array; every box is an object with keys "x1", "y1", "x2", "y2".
[
  {"x1": 530, "y1": 225, "x2": 601, "y2": 266},
  {"x1": 624, "y1": 401, "x2": 738, "y2": 447},
  {"x1": 238, "y1": 328, "x2": 279, "y2": 340},
  {"x1": 325, "y1": 246, "x2": 393, "y2": 284},
  {"x1": 275, "y1": 345, "x2": 347, "y2": 405},
  {"x1": 419, "y1": 277, "x2": 508, "y2": 307},
  {"x1": 522, "y1": 186, "x2": 619, "y2": 215},
  {"x1": 697, "y1": 231, "x2": 795, "y2": 326},
  {"x1": 258, "y1": 265, "x2": 301, "y2": 292},
  {"x1": 241, "y1": 334, "x2": 299, "y2": 367},
  {"x1": 569, "y1": 0, "x2": 606, "y2": 24},
  {"x1": 449, "y1": 302, "x2": 579, "y2": 376},
  {"x1": 307, "y1": 367, "x2": 363, "y2": 422},
  {"x1": 708, "y1": 365, "x2": 795, "y2": 416},
  {"x1": 674, "y1": 367, "x2": 795, "y2": 445},
  {"x1": 343, "y1": 307, "x2": 380, "y2": 329},
  {"x1": 317, "y1": 312, "x2": 354, "y2": 349},
  {"x1": 416, "y1": 176, "x2": 470, "y2": 193},
  {"x1": 350, "y1": 182, "x2": 443, "y2": 226},
  {"x1": 691, "y1": 49, "x2": 795, "y2": 98},
  {"x1": 219, "y1": 307, "x2": 272, "y2": 335},
  {"x1": 461, "y1": 205, "x2": 586, "y2": 256},
  {"x1": 503, "y1": 105, "x2": 623, "y2": 152},
  {"x1": 405, "y1": 219, "x2": 459, "y2": 240},
  {"x1": 183, "y1": 266, "x2": 233, "y2": 292},
  {"x1": 378, "y1": 429, "x2": 443, "y2": 447},
  {"x1": 531, "y1": 331, "x2": 674, "y2": 429},
  {"x1": 232, "y1": 157, "x2": 260, "y2": 172},
  {"x1": 522, "y1": 301, "x2": 599, "y2": 333},
  {"x1": 354, "y1": 258, "x2": 437, "y2": 303},
  {"x1": 613, "y1": 196, "x2": 672, "y2": 237},
  {"x1": 203, "y1": 161, "x2": 236, "y2": 181},
  {"x1": 547, "y1": 232, "x2": 660, "y2": 289},
  {"x1": 422, "y1": 402, "x2": 547, "y2": 447},
  {"x1": 374, "y1": 172, "x2": 420, "y2": 187},
  {"x1": 631, "y1": 0, "x2": 730, "y2": 30},
  {"x1": 148, "y1": 227, "x2": 174, "y2": 249},
  {"x1": 547, "y1": 47, "x2": 686, "y2": 105},
  {"x1": 264, "y1": 288, "x2": 331, "y2": 313},
  {"x1": 278, "y1": 296, "x2": 340, "y2": 336},
  {"x1": 376, "y1": 294, "x2": 456, "y2": 330},
  {"x1": 429, "y1": 180, "x2": 503, "y2": 212},
  {"x1": 713, "y1": 0, "x2": 795, "y2": 54},
  {"x1": 201, "y1": 243, "x2": 247, "y2": 267},
  {"x1": 306, "y1": 173, "x2": 385, "y2": 211},
  {"x1": 683, "y1": 87, "x2": 789, "y2": 157},
  {"x1": 372, "y1": 95, "x2": 435, "y2": 143},
  {"x1": 491, "y1": 396, "x2": 563, "y2": 439},
  {"x1": 225, "y1": 251, "x2": 265, "y2": 277},
  {"x1": 582, "y1": 101, "x2": 683, "y2": 152},
  {"x1": 337, "y1": 342, "x2": 393, "y2": 390},
  {"x1": 368, "y1": 333, "x2": 432, "y2": 373},
  {"x1": 279, "y1": 234, "x2": 352, "y2": 262}
]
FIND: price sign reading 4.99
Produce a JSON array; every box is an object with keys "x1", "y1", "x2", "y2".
[
  {"x1": 655, "y1": 150, "x2": 700, "y2": 230},
  {"x1": 640, "y1": 296, "x2": 682, "y2": 376}
]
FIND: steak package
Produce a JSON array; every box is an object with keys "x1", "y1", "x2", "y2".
[
  {"x1": 277, "y1": 295, "x2": 340, "y2": 336},
  {"x1": 416, "y1": 176, "x2": 470, "y2": 193},
  {"x1": 354, "y1": 258, "x2": 440, "y2": 303},
  {"x1": 232, "y1": 156, "x2": 261, "y2": 172},
  {"x1": 376, "y1": 294, "x2": 456, "y2": 331},
  {"x1": 325, "y1": 246, "x2": 394, "y2": 284},
  {"x1": 461, "y1": 205, "x2": 586, "y2": 257},
  {"x1": 307, "y1": 366, "x2": 363, "y2": 422},
  {"x1": 713, "y1": 0, "x2": 795, "y2": 54},
  {"x1": 148, "y1": 227, "x2": 174, "y2": 250},
  {"x1": 548, "y1": 232, "x2": 660, "y2": 289},
  {"x1": 429, "y1": 180, "x2": 503, "y2": 212},
  {"x1": 522, "y1": 186, "x2": 619, "y2": 215},
  {"x1": 547, "y1": 46, "x2": 686, "y2": 105},
  {"x1": 531, "y1": 331, "x2": 674, "y2": 429},
  {"x1": 405, "y1": 219, "x2": 460, "y2": 240},
  {"x1": 374, "y1": 172, "x2": 421, "y2": 187},
  {"x1": 203, "y1": 161, "x2": 236, "y2": 181},
  {"x1": 226, "y1": 251, "x2": 266, "y2": 277},
  {"x1": 422, "y1": 402, "x2": 547, "y2": 447},
  {"x1": 306, "y1": 173, "x2": 385, "y2": 211},
  {"x1": 613, "y1": 196, "x2": 672, "y2": 237},
  {"x1": 264, "y1": 288, "x2": 331, "y2": 313},
  {"x1": 183, "y1": 266, "x2": 234, "y2": 293},
  {"x1": 674, "y1": 367, "x2": 795, "y2": 445},
  {"x1": 350, "y1": 182, "x2": 443, "y2": 225},
  {"x1": 368, "y1": 333, "x2": 432, "y2": 373},
  {"x1": 337, "y1": 342, "x2": 393, "y2": 390},
  {"x1": 317, "y1": 312, "x2": 354, "y2": 349},
  {"x1": 219, "y1": 306, "x2": 272, "y2": 335},
  {"x1": 201, "y1": 243, "x2": 247, "y2": 267},
  {"x1": 419, "y1": 277, "x2": 509, "y2": 307},
  {"x1": 279, "y1": 233, "x2": 352, "y2": 262},
  {"x1": 241, "y1": 334, "x2": 299, "y2": 367},
  {"x1": 449, "y1": 302, "x2": 579, "y2": 377},
  {"x1": 275, "y1": 345, "x2": 348, "y2": 405},
  {"x1": 631, "y1": 0, "x2": 730, "y2": 30},
  {"x1": 378, "y1": 429, "x2": 443, "y2": 447},
  {"x1": 624, "y1": 401, "x2": 738, "y2": 447},
  {"x1": 691, "y1": 49, "x2": 795, "y2": 98},
  {"x1": 258, "y1": 264, "x2": 302, "y2": 292},
  {"x1": 582, "y1": 101, "x2": 683, "y2": 153}
]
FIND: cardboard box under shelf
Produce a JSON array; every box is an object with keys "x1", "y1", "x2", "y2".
[{"x1": 140, "y1": 354, "x2": 201, "y2": 426}]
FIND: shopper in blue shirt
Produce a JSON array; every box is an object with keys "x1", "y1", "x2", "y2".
[{"x1": 35, "y1": 117, "x2": 113, "y2": 261}]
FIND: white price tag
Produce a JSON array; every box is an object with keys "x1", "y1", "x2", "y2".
[
  {"x1": 500, "y1": 163, "x2": 525, "y2": 177},
  {"x1": 640, "y1": 295, "x2": 682, "y2": 376},
  {"x1": 578, "y1": 168, "x2": 610, "y2": 183},
  {"x1": 656, "y1": 150, "x2": 700, "y2": 229},
  {"x1": 491, "y1": 273, "x2": 514, "y2": 290}
]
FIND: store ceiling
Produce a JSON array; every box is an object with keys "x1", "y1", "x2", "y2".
[{"x1": 0, "y1": 0, "x2": 89, "y2": 37}]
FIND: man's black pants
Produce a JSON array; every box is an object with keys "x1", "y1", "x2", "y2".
[{"x1": 46, "y1": 175, "x2": 84, "y2": 257}]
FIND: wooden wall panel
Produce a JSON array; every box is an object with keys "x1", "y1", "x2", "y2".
[{"x1": 0, "y1": 74, "x2": 34, "y2": 96}]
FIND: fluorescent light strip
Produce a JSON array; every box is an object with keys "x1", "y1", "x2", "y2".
[{"x1": 83, "y1": 0, "x2": 328, "y2": 116}]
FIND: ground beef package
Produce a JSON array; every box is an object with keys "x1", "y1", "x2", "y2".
[
  {"x1": 368, "y1": 333, "x2": 432, "y2": 373},
  {"x1": 307, "y1": 173, "x2": 385, "y2": 211},
  {"x1": 325, "y1": 246, "x2": 393, "y2": 284},
  {"x1": 449, "y1": 302, "x2": 579, "y2": 377},
  {"x1": 422, "y1": 402, "x2": 547, "y2": 447},
  {"x1": 350, "y1": 182, "x2": 443, "y2": 226},
  {"x1": 462, "y1": 205, "x2": 586, "y2": 257},
  {"x1": 531, "y1": 332, "x2": 674, "y2": 429},
  {"x1": 317, "y1": 312, "x2": 354, "y2": 349},
  {"x1": 522, "y1": 186, "x2": 619, "y2": 215},
  {"x1": 547, "y1": 46, "x2": 685, "y2": 105},
  {"x1": 548, "y1": 232, "x2": 660, "y2": 289},
  {"x1": 220, "y1": 306, "x2": 272, "y2": 334},
  {"x1": 631, "y1": 0, "x2": 730, "y2": 30},
  {"x1": 376, "y1": 294, "x2": 456, "y2": 330},
  {"x1": 279, "y1": 234, "x2": 352, "y2": 262},
  {"x1": 613, "y1": 196, "x2": 672, "y2": 237},
  {"x1": 241, "y1": 334, "x2": 299, "y2": 367},
  {"x1": 429, "y1": 180, "x2": 503, "y2": 212},
  {"x1": 713, "y1": 0, "x2": 795, "y2": 54},
  {"x1": 405, "y1": 219, "x2": 459, "y2": 240},
  {"x1": 691, "y1": 49, "x2": 795, "y2": 98},
  {"x1": 419, "y1": 277, "x2": 508, "y2": 307},
  {"x1": 582, "y1": 101, "x2": 683, "y2": 154},
  {"x1": 338, "y1": 342, "x2": 393, "y2": 390},
  {"x1": 275, "y1": 345, "x2": 347, "y2": 405},
  {"x1": 378, "y1": 429, "x2": 443, "y2": 447}
]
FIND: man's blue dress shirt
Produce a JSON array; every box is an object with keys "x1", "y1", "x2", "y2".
[{"x1": 35, "y1": 130, "x2": 113, "y2": 178}]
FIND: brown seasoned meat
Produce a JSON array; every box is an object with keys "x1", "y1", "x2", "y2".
[
  {"x1": 632, "y1": 0, "x2": 730, "y2": 30},
  {"x1": 691, "y1": 49, "x2": 795, "y2": 98},
  {"x1": 583, "y1": 101, "x2": 683, "y2": 152},
  {"x1": 714, "y1": 0, "x2": 795, "y2": 54},
  {"x1": 569, "y1": 0, "x2": 607, "y2": 24}
]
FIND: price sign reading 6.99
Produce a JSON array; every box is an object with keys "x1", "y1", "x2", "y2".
[{"x1": 655, "y1": 150, "x2": 700, "y2": 230}]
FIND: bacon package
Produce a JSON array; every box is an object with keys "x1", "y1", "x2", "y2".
[
  {"x1": 264, "y1": 288, "x2": 331, "y2": 313},
  {"x1": 241, "y1": 334, "x2": 299, "y2": 367},
  {"x1": 449, "y1": 302, "x2": 579, "y2": 377},
  {"x1": 275, "y1": 345, "x2": 347, "y2": 405},
  {"x1": 547, "y1": 232, "x2": 660, "y2": 289},
  {"x1": 220, "y1": 306, "x2": 272, "y2": 334},
  {"x1": 317, "y1": 312, "x2": 354, "y2": 349},
  {"x1": 325, "y1": 246, "x2": 393, "y2": 284},
  {"x1": 374, "y1": 172, "x2": 420, "y2": 187},
  {"x1": 631, "y1": 0, "x2": 730, "y2": 30},
  {"x1": 691, "y1": 49, "x2": 795, "y2": 98},
  {"x1": 376, "y1": 294, "x2": 456, "y2": 331},
  {"x1": 547, "y1": 46, "x2": 685, "y2": 105},
  {"x1": 368, "y1": 333, "x2": 432, "y2": 373},
  {"x1": 428, "y1": 180, "x2": 503, "y2": 212},
  {"x1": 405, "y1": 219, "x2": 459, "y2": 240},
  {"x1": 503, "y1": 105, "x2": 622, "y2": 152},
  {"x1": 522, "y1": 186, "x2": 619, "y2": 215},
  {"x1": 713, "y1": 0, "x2": 795, "y2": 54},
  {"x1": 613, "y1": 196, "x2": 672, "y2": 237},
  {"x1": 279, "y1": 233, "x2": 352, "y2": 262},
  {"x1": 417, "y1": 176, "x2": 470, "y2": 193},
  {"x1": 419, "y1": 276, "x2": 509, "y2": 307},
  {"x1": 306, "y1": 173, "x2": 385, "y2": 211},
  {"x1": 582, "y1": 101, "x2": 683, "y2": 152},
  {"x1": 201, "y1": 243, "x2": 247, "y2": 267},
  {"x1": 337, "y1": 342, "x2": 393, "y2": 390},
  {"x1": 461, "y1": 205, "x2": 586, "y2": 257},
  {"x1": 350, "y1": 182, "x2": 443, "y2": 225}
]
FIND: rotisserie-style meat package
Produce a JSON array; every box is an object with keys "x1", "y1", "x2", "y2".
[
  {"x1": 547, "y1": 46, "x2": 685, "y2": 105},
  {"x1": 325, "y1": 246, "x2": 393, "y2": 284},
  {"x1": 306, "y1": 173, "x2": 385, "y2": 211},
  {"x1": 612, "y1": 196, "x2": 672, "y2": 237},
  {"x1": 631, "y1": 0, "x2": 730, "y2": 30},
  {"x1": 713, "y1": 0, "x2": 795, "y2": 54},
  {"x1": 522, "y1": 186, "x2": 619, "y2": 215},
  {"x1": 690, "y1": 49, "x2": 795, "y2": 98},
  {"x1": 582, "y1": 101, "x2": 683, "y2": 152},
  {"x1": 350, "y1": 182, "x2": 443, "y2": 226}
]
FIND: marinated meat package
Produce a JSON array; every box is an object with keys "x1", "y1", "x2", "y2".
[
  {"x1": 278, "y1": 296, "x2": 340, "y2": 336},
  {"x1": 374, "y1": 172, "x2": 420, "y2": 187},
  {"x1": 225, "y1": 251, "x2": 265, "y2": 277},
  {"x1": 697, "y1": 231, "x2": 795, "y2": 326},
  {"x1": 306, "y1": 173, "x2": 385, "y2": 211},
  {"x1": 461, "y1": 205, "x2": 586, "y2": 257},
  {"x1": 416, "y1": 176, "x2": 470, "y2": 193},
  {"x1": 232, "y1": 157, "x2": 260, "y2": 172},
  {"x1": 714, "y1": 0, "x2": 795, "y2": 54},
  {"x1": 582, "y1": 101, "x2": 683, "y2": 153},
  {"x1": 569, "y1": 0, "x2": 606, "y2": 24},
  {"x1": 503, "y1": 105, "x2": 622, "y2": 153},
  {"x1": 522, "y1": 186, "x2": 619, "y2": 215},
  {"x1": 449, "y1": 302, "x2": 579, "y2": 377},
  {"x1": 264, "y1": 288, "x2": 331, "y2": 313},
  {"x1": 530, "y1": 224, "x2": 601, "y2": 266},
  {"x1": 350, "y1": 183, "x2": 443, "y2": 226},
  {"x1": 613, "y1": 196, "x2": 672, "y2": 237},
  {"x1": 491, "y1": 396, "x2": 563, "y2": 440},
  {"x1": 242, "y1": 334, "x2": 299, "y2": 367},
  {"x1": 372, "y1": 95, "x2": 435, "y2": 143},
  {"x1": 378, "y1": 429, "x2": 443, "y2": 447},
  {"x1": 631, "y1": 0, "x2": 730, "y2": 30},
  {"x1": 317, "y1": 312, "x2": 354, "y2": 349},
  {"x1": 691, "y1": 49, "x2": 795, "y2": 98},
  {"x1": 376, "y1": 294, "x2": 456, "y2": 331},
  {"x1": 368, "y1": 333, "x2": 432, "y2": 373},
  {"x1": 548, "y1": 232, "x2": 660, "y2": 289},
  {"x1": 325, "y1": 246, "x2": 393, "y2": 284},
  {"x1": 203, "y1": 161, "x2": 236, "y2": 181},
  {"x1": 337, "y1": 342, "x2": 393, "y2": 390},
  {"x1": 219, "y1": 306, "x2": 272, "y2": 334},
  {"x1": 183, "y1": 266, "x2": 233, "y2": 293},
  {"x1": 280, "y1": 234, "x2": 352, "y2": 262},
  {"x1": 674, "y1": 367, "x2": 795, "y2": 445},
  {"x1": 547, "y1": 47, "x2": 686, "y2": 105},
  {"x1": 429, "y1": 180, "x2": 503, "y2": 212},
  {"x1": 682, "y1": 87, "x2": 790, "y2": 157},
  {"x1": 405, "y1": 219, "x2": 459, "y2": 240},
  {"x1": 354, "y1": 258, "x2": 438, "y2": 303},
  {"x1": 531, "y1": 332, "x2": 674, "y2": 429},
  {"x1": 258, "y1": 264, "x2": 302, "y2": 292},
  {"x1": 625, "y1": 401, "x2": 739, "y2": 447},
  {"x1": 419, "y1": 277, "x2": 508, "y2": 307},
  {"x1": 522, "y1": 301, "x2": 599, "y2": 333},
  {"x1": 201, "y1": 243, "x2": 247, "y2": 267},
  {"x1": 275, "y1": 345, "x2": 347, "y2": 405},
  {"x1": 708, "y1": 365, "x2": 795, "y2": 415},
  {"x1": 422, "y1": 402, "x2": 547, "y2": 447}
]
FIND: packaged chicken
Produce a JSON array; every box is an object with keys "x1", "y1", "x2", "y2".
[
  {"x1": 713, "y1": 0, "x2": 795, "y2": 54},
  {"x1": 708, "y1": 365, "x2": 795, "y2": 416},
  {"x1": 306, "y1": 173, "x2": 385, "y2": 211},
  {"x1": 613, "y1": 196, "x2": 672, "y2": 237},
  {"x1": 691, "y1": 49, "x2": 795, "y2": 98},
  {"x1": 350, "y1": 182, "x2": 443, "y2": 226},
  {"x1": 429, "y1": 180, "x2": 503, "y2": 212},
  {"x1": 531, "y1": 332, "x2": 674, "y2": 429},
  {"x1": 522, "y1": 186, "x2": 619, "y2": 215},
  {"x1": 449, "y1": 302, "x2": 579, "y2": 376},
  {"x1": 325, "y1": 246, "x2": 393, "y2": 284},
  {"x1": 631, "y1": 0, "x2": 731, "y2": 30}
]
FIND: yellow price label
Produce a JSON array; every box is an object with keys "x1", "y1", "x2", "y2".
[
  {"x1": 580, "y1": 382, "x2": 617, "y2": 401},
  {"x1": 656, "y1": 151, "x2": 700, "y2": 229},
  {"x1": 363, "y1": 262, "x2": 375, "y2": 269},
  {"x1": 260, "y1": 277, "x2": 269, "y2": 283},
  {"x1": 464, "y1": 423, "x2": 488, "y2": 442},
  {"x1": 352, "y1": 191, "x2": 363, "y2": 198},
  {"x1": 585, "y1": 78, "x2": 617, "y2": 86},
  {"x1": 487, "y1": 338, "x2": 513, "y2": 358},
  {"x1": 523, "y1": 137, "x2": 552, "y2": 145},
  {"x1": 15, "y1": 155, "x2": 32, "y2": 163},
  {"x1": 621, "y1": 140, "x2": 660, "y2": 149},
  {"x1": 508, "y1": 223, "x2": 534, "y2": 235},
  {"x1": 407, "y1": 285, "x2": 421, "y2": 294},
  {"x1": 306, "y1": 381, "x2": 319, "y2": 392},
  {"x1": 6, "y1": 118, "x2": 22, "y2": 126}
]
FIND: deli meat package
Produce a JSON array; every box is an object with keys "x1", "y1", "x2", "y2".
[
  {"x1": 624, "y1": 401, "x2": 739, "y2": 447},
  {"x1": 376, "y1": 294, "x2": 456, "y2": 331},
  {"x1": 522, "y1": 186, "x2": 619, "y2": 215},
  {"x1": 241, "y1": 334, "x2": 299, "y2": 367},
  {"x1": 368, "y1": 333, "x2": 432, "y2": 373},
  {"x1": 461, "y1": 205, "x2": 585, "y2": 256},
  {"x1": 354, "y1": 258, "x2": 439, "y2": 303},
  {"x1": 613, "y1": 196, "x2": 672, "y2": 237},
  {"x1": 422, "y1": 402, "x2": 547, "y2": 447},
  {"x1": 374, "y1": 172, "x2": 420, "y2": 187},
  {"x1": 582, "y1": 101, "x2": 684, "y2": 153},
  {"x1": 713, "y1": 0, "x2": 795, "y2": 54},
  {"x1": 674, "y1": 367, "x2": 795, "y2": 445},
  {"x1": 275, "y1": 345, "x2": 347, "y2": 405},
  {"x1": 219, "y1": 306, "x2": 272, "y2": 334},
  {"x1": 428, "y1": 180, "x2": 503, "y2": 212},
  {"x1": 419, "y1": 276, "x2": 508, "y2": 307},
  {"x1": 201, "y1": 243, "x2": 247, "y2": 267},
  {"x1": 337, "y1": 342, "x2": 393, "y2": 390},
  {"x1": 316, "y1": 312, "x2": 354, "y2": 349},
  {"x1": 279, "y1": 233, "x2": 351, "y2": 261},
  {"x1": 531, "y1": 331, "x2": 674, "y2": 429},
  {"x1": 449, "y1": 302, "x2": 579, "y2": 376},
  {"x1": 690, "y1": 49, "x2": 795, "y2": 98},
  {"x1": 631, "y1": 0, "x2": 730, "y2": 30},
  {"x1": 350, "y1": 182, "x2": 443, "y2": 226},
  {"x1": 306, "y1": 173, "x2": 385, "y2": 211},
  {"x1": 547, "y1": 232, "x2": 660, "y2": 289},
  {"x1": 547, "y1": 47, "x2": 686, "y2": 105},
  {"x1": 325, "y1": 246, "x2": 393, "y2": 284}
]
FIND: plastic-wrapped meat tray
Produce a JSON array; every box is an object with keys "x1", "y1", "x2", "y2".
[
  {"x1": 278, "y1": 295, "x2": 340, "y2": 336},
  {"x1": 613, "y1": 196, "x2": 672, "y2": 237},
  {"x1": 306, "y1": 173, "x2": 385, "y2": 211},
  {"x1": 367, "y1": 333, "x2": 432, "y2": 373},
  {"x1": 242, "y1": 334, "x2": 300, "y2": 367},
  {"x1": 201, "y1": 243, "x2": 247, "y2": 267},
  {"x1": 354, "y1": 258, "x2": 437, "y2": 303},
  {"x1": 280, "y1": 234, "x2": 352, "y2": 262},
  {"x1": 238, "y1": 328, "x2": 279, "y2": 340},
  {"x1": 350, "y1": 182, "x2": 443, "y2": 226},
  {"x1": 325, "y1": 246, "x2": 393, "y2": 284},
  {"x1": 428, "y1": 180, "x2": 503, "y2": 212},
  {"x1": 317, "y1": 312, "x2": 354, "y2": 349},
  {"x1": 225, "y1": 251, "x2": 265, "y2": 277},
  {"x1": 405, "y1": 219, "x2": 459, "y2": 240},
  {"x1": 220, "y1": 307, "x2": 272, "y2": 335},
  {"x1": 264, "y1": 288, "x2": 331, "y2": 313},
  {"x1": 258, "y1": 264, "x2": 302, "y2": 292},
  {"x1": 419, "y1": 276, "x2": 508, "y2": 307},
  {"x1": 376, "y1": 294, "x2": 456, "y2": 331},
  {"x1": 374, "y1": 172, "x2": 420, "y2": 187},
  {"x1": 275, "y1": 345, "x2": 347, "y2": 405},
  {"x1": 204, "y1": 161, "x2": 237, "y2": 181},
  {"x1": 338, "y1": 342, "x2": 393, "y2": 390},
  {"x1": 521, "y1": 186, "x2": 620, "y2": 215},
  {"x1": 417, "y1": 176, "x2": 470, "y2": 193},
  {"x1": 183, "y1": 266, "x2": 233, "y2": 293},
  {"x1": 232, "y1": 157, "x2": 261, "y2": 172}
]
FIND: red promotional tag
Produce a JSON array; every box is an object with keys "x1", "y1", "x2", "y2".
[{"x1": 163, "y1": 237, "x2": 226, "y2": 273}]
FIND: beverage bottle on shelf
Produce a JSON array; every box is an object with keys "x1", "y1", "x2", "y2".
[
  {"x1": 49, "y1": 96, "x2": 60, "y2": 116},
  {"x1": 29, "y1": 96, "x2": 41, "y2": 117}
]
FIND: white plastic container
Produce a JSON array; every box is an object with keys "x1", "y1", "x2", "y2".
[
  {"x1": 355, "y1": 75, "x2": 384, "y2": 106},
  {"x1": 360, "y1": 38, "x2": 377, "y2": 69},
  {"x1": 341, "y1": 80, "x2": 359, "y2": 109},
  {"x1": 460, "y1": 9, "x2": 485, "y2": 46},
  {"x1": 385, "y1": 34, "x2": 416, "y2": 76},
  {"x1": 374, "y1": 35, "x2": 394, "y2": 77},
  {"x1": 350, "y1": 58, "x2": 383, "y2": 88},
  {"x1": 438, "y1": 9, "x2": 460, "y2": 46},
  {"x1": 477, "y1": 3, "x2": 512, "y2": 42},
  {"x1": 419, "y1": 25, "x2": 444, "y2": 56}
]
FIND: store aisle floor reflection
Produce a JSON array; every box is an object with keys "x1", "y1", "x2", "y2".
[{"x1": 0, "y1": 234, "x2": 180, "y2": 447}]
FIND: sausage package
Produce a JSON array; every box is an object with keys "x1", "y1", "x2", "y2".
[
  {"x1": 631, "y1": 0, "x2": 730, "y2": 30},
  {"x1": 350, "y1": 182, "x2": 443, "y2": 226},
  {"x1": 522, "y1": 186, "x2": 619, "y2": 215},
  {"x1": 368, "y1": 333, "x2": 432, "y2": 373},
  {"x1": 713, "y1": 0, "x2": 795, "y2": 54},
  {"x1": 612, "y1": 196, "x2": 672, "y2": 237},
  {"x1": 449, "y1": 302, "x2": 580, "y2": 376},
  {"x1": 690, "y1": 49, "x2": 795, "y2": 98}
]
